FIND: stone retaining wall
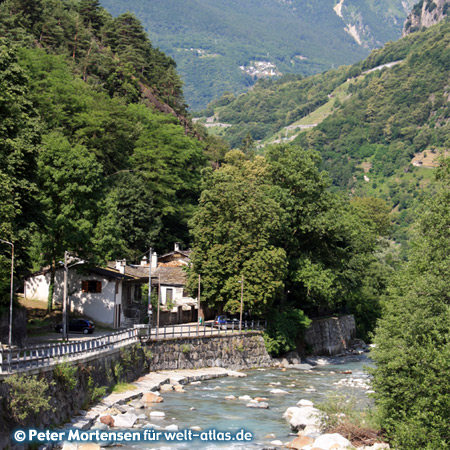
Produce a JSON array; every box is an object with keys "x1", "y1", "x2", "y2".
[
  {"x1": 304, "y1": 315, "x2": 356, "y2": 356},
  {"x1": 145, "y1": 332, "x2": 272, "y2": 371},
  {"x1": 0, "y1": 332, "x2": 271, "y2": 448}
]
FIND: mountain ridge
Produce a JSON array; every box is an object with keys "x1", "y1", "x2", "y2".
[{"x1": 100, "y1": 0, "x2": 416, "y2": 109}]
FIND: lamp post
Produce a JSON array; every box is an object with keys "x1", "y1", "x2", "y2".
[
  {"x1": 63, "y1": 251, "x2": 68, "y2": 341},
  {"x1": 197, "y1": 274, "x2": 201, "y2": 336},
  {"x1": 0, "y1": 239, "x2": 14, "y2": 365},
  {"x1": 62, "y1": 252, "x2": 84, "y2": 341},
  {"x1": 239, "y1": 275, "x2": 244, "y2": 332},
  {"x1": 147, "y1": 247, "x2": 152, "y2": 338}
]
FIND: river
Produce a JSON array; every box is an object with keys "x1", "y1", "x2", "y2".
[{"x1": 119, "y1": 354, "x2": 373, "y2": 449}]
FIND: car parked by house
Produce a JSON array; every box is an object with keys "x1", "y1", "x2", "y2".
[{"x1": 54, "y1": 318, "x2": 95, "y2": 334}]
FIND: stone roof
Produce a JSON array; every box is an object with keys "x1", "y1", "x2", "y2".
[{"x1": 106, "y1": 262, "x2": 187, "y2": 286}]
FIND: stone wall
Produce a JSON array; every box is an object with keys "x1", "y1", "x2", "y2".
[
  {"x1": 304, "y1": 315, "x2": 356, "y2": 356},
  {"x1": 0, "y1": 332, "x2": 271, "y2": 448},
  {"x1": 145, "y1": 332, "x2": 272, "y2": 371}
]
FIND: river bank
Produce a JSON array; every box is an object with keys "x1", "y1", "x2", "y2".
[{"x1": 56, "y1": 354, "x2": 387, "y2": 450}]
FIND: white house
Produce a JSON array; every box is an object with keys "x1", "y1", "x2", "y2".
[{"x1": 24, "y1": 243, "x2": 198, "y2": 328}]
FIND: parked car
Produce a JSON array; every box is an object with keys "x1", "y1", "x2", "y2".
[
  {"x1": 213, "y1": 315, "x2": 241, "y2": 330},
  {"x1": 54, "y1": 318, "x2": 95, "y2": 334}
]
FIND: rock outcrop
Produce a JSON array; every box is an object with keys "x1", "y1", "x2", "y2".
[{"x1": 403, "y1": 0, "x2": 450, "y2": 35}]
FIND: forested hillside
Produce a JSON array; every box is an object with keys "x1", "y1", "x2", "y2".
[
  {"x1": 0, "y1": 0, "x2": 208, "y2": 305},
  {"x1": 100, "y1": 0, "x2": 415, "y2": 109},
  {"x1": 204, "y1": 19, "x2": 450, "y2": 249}
]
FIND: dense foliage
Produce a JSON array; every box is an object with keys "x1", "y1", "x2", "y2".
[
  {"x1": 371, "y1": 159, "x2": 450, "y2": 449},
  {"x1": 188, "y1": 145, "x2": 391, "y2": 340},
  {"x1": 203, "y1": 20, "x2": 450, "y2": 251},
  {"x1": 100, "y1": 0, "x2": 415, "y2": 109},
  {"x1": 0, "y1": 0, "x2": 208, "y2": 306}
]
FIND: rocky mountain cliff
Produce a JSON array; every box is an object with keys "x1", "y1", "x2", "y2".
[{"x1": 403, "y1": 0, "x2": 450, "y2": 35}]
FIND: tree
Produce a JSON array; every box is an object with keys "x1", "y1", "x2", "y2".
[
  {"x1": 34, "y1": 131, "x2": 104, "y2": 308},
  {"x1": 0, "y1": 39, "x2": 40, "y2": 306},
  {"x1": 188, "y1": 151, "x2": 287, "y2": 315},
  {"x1": 370, "y1": 159, "x2": 450, "y2": 449}
]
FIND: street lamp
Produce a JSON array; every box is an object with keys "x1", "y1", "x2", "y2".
[
  {"x1": 147, "y1": 247, "x2": 152, "y2": 338},
  {"x1": 0, "y1": 239, "x2": 14, "y2": 365},
  {"x1": 238, "y1": 275, "x2": 244, "y2": 332},
  {"x1": 63, "y1": 251, "x2": 84, "y2": 341}
]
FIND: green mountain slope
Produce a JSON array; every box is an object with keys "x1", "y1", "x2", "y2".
[
  {"x1": 204, "y1": 19, "x2": 450, "y2": 249},
  {"x1": 0, "y1": 0, "x2": 207, "y2": 288},
  {"x1": 100, "y1": 0, "x2": 415, "y2": 110}
]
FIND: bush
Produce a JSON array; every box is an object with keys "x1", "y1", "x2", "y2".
[
  {"x1": 54, "y1": 361, "x2": 78, "y2": 390},
  {"x1": 6, "y1": 374, "x2": 55, "y2": 423},
  {"x1": 263, "y1": 307, "x2": 311, "y2": 356}
]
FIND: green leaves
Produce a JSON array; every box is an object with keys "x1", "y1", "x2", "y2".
[{"x1": 370, "y1": 162, "x2": 450, "y2": 449}]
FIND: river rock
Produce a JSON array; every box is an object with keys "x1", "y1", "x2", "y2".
[
  {"x1": 165, "y1": 424, "x2": 179, "y2": 431},
  {"x1": 190, "y1": 381, "x2": 201, "y2": 385},
  {"x1": 270, "y1": 389, "x2": 289, "y2": 394},
  {"x1": 255, "y1": 397, "x2": 268, "y2": 402},
  {"x1": 99, "y1": 415, "x2": 114, "y2": 427},
  {"x1": 174, "y1": 385, "x2": 186, "y2": 393},
  {"x1": 142, "y1": 392, "x2": 164, "y2": 403},
  {"x1": 190, "y1": 426, "x2": 202, "y2": 431},
  {"x1": 283, "y1": 406, "x2": 321, "y2": 431},
  {"x1": 246, "y1": 402, "x2": 269, "y2": 409},
  {"x1": 238, "y1": 395, "x2": 252, "y2": 401},
  {"x1": 270, "y1": 440, "x2": 284, "y2": 446},
  {"x1": 149, "y1": 411, "x2": 165, "y2": 418},
  {"x1": 305, "y1": 386, "x2": 317, "y2": 393},
  {"x1": 61, "y1": 443, "x2": 77, "y2": 450},
  {"x1": 289, "y1": 364, "x2": 315, "y2": 371},
  {"x1": 160, "y1": 384, "x2": 174, "y2": 392},
  {"x1": 314, "y1": 433, "x2": 352, "y2": 449},
  {"x1": 91, "y1": 423, "x2": 109, "y2": 431},
  {"x1": 228, "y1": 370, "x2": 247, "y2": 377},
  {"x1": 103, "y1": 407, "x2": 122, "y2": 416},
  {"x1": 297, "y1": 399, "x2": 314, "y2": 407},
  {"x1": 111, "y1": 413, "x2": 137, "y2": 428},
  {"x1": 79, "y1": 445, "x2": 101, "y2": 450},
  {"x1": 225, "y1": 395, "x2": 236, "y2": 400},
  {"x1": 286, "y1": 435, "x2": 315, "y2": 449}
]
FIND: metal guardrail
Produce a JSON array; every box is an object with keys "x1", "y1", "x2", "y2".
[
  {"x1": 0, "y1": 327, "x2": 138, "y2": 375},
  {"x1": 0, "y1": 320, "x2": 265, "y2": 375},
  {"x1": 137, "y1": 319, "x2": 266, "y2": 339}
]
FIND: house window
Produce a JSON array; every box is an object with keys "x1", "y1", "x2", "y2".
[
  {"x1": 166, "y1": 288, "x2": 173, "y2": 303},
  {"x1": 82, "y1": 280, "x2": 102, "y2": 293}
]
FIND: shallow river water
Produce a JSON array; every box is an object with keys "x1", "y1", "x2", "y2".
[{"x1": 119, "y1": 354, "x2": 373, "y2": 449}]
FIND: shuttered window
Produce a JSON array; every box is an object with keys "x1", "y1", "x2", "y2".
[{"x1": 82, "y1": 280, "x2": 102, "y2": 293}]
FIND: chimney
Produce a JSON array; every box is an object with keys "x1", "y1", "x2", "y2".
[
  {"x1": 140, "y1": 256, "x2": 148, "y2": 266},
  {"x1": 151, "y1": 251, "x2": 157, "y2": 268},
  {"x1": 115, "y1": 259, "x2": 126, "y2": 274},
  {"x1": 174, "y1": 242, "x2": 181, "y2": 252}
]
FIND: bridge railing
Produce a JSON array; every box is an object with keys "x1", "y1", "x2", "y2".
[
  {"x1": 0, "y1": 320, "x2": 265, "y2": 375},
  {"x1": 0, "y1": 327, "x2": 138, "y2": 375}
]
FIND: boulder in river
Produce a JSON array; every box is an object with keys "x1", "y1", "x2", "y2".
[
  {"x1": 286, "y1": 435, "x2": 314, "y2": 449},
  {"x1": 270, "y1": 389, "x2": 289, "y2": 394},
  {"x1": 99, "y1": 415, "x2": 115, "y2": 427},
  {"x1": 142, "y1": 392, "x2": 164, "y2": 403},
  {"x1": 283, "y1": 406, "x2": 321, "y2": 432},
  {"x1": 111, "y1": 413, "x2": 138, "y2": 428},
  {"x1": 297, "y1": 399, "x2": 314, "y2": 407},
  {"x1": 313, "y1": 433, "x2": 352, "y2": 449}
]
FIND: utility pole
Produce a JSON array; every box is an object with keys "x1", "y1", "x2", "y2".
[
  {"x1": 0, "y1": 239, "x2": 14, "y2": 366},
  {"x1": 239, "y1": 275, "x2": 244, "y2": 332},
  {"x1": 63, "y1": 251, "x2": 68, "y2": 341},
  {"x1": 157, "y1": 272, "x2": 161, "y2": 338},
  {"x1": 147, "y1": 247, "x2": 152, "y2": 338},
  {"x1": 197, "y1": 274, "x2": 201, "y2": 335}
]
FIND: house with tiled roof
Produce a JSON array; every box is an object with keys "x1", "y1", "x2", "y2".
[{"x1": 24, "y1": 243, "x2": 198, "y2": 328}]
